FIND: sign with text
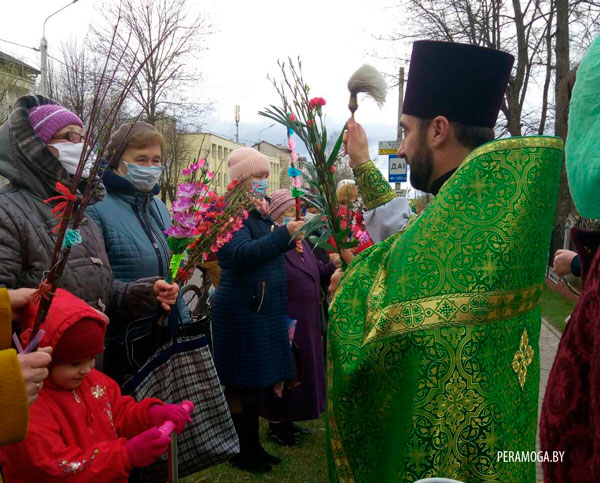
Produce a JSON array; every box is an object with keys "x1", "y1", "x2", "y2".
[
  {"x1": 389, "y1": 154, "x2": 407, "y2": 183},
  {"x1": 378, "y1": 140, "x2": 400, "y2": 155}
]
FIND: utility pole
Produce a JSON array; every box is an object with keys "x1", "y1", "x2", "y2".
[
  {"x1": 40, "y1": 0, "x2": 79, "y2": 97},
  {"x1": 395, "y1": 66, "x2": 405, "y2": 193},
  {"x1": 234, "y1": 105, "x2": 240, "y2": 143},
  {"x1": 397, "y1": 66, "x2": 405, "y2": 141},
  {"x1": 40, "y1": 37, "x2": 48, "y2": 96}
]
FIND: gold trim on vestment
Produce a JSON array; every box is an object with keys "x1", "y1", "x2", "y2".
[
  {"x1": 327, "y1": 335, "x2": 356, "y2": 483},
  {"x1": 363, "y1": 285, "x2": 542, "y2": 346}
]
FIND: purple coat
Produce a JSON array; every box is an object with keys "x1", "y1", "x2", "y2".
[{"x1": 261, "y1": 240, "x2": 334, "y2": 421}]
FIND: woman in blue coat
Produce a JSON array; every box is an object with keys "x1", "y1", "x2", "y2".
[
  {"x1": 86, "y1": 122, "x2": 186, "y2": 385},
  {"x1": 212, "y1": 148, "x2": 305, "y2": 473}
]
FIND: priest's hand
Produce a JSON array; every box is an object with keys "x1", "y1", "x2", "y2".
[
  {"x1": 343, "y1": 117, "x2": 370, "y2": 169},
  {"x1": 329, "y1": 268, "x2": 344, "y2": 298}
]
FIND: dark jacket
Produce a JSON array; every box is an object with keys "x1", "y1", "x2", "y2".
[
  {"x1": 540, "y1": 228, "x2": 600, "y2": 481},
  {"x1": 212, "y1": 209, "x2": 295, "y2": 387},
  {"x1": 86, "y1": 169, "x2": 191, "y2": 380},
  {"x1": 0, "y1": 95, "x2": 142, "y2": 311}
]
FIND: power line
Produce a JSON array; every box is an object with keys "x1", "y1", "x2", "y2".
[{"x1": 0, "y1": 38, "x2": 39, "y2": 52}]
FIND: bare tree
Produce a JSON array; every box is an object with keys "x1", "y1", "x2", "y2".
[
  {"x1": 379, "y1": 0, "x2": 600, "y2": 137},
  {"x1": 48, "y1": 40, "x2": 132, "y2": 142},
  {"x1": 156, "y1": 117, "x2": 193, "y2": 203},
  {"x1": 91, "y1": 0, "x2": 212, "y2": 125}
]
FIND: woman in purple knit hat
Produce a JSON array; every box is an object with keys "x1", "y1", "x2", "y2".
[{"x1": 0, "y1": 96, "x2": 178, "y2": 333}]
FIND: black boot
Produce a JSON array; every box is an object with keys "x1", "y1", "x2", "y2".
[
  {"x1": 246, "y1": 404, "x2": 282, "y2": 465},
  {"x1": 230, "y1": 412, "x2": 272, "y2": 473},
  {"x1": 267, "y1": 421, "x2": 300, "y2": 446},
  {"x1": 286, "y1": 420, "x2": 312, "y2": 435}
]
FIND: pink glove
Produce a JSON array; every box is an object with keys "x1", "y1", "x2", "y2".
[
  {"x1": 147, "y1": 403, "x2": 193, "y2": 435},
  {"x1": 124, "y1": 428, "x2": 170, "y2": 468}
]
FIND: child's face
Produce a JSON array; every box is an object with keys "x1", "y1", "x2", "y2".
[{"x1": 51, "y1": 357, "x2": 96, "y2": 389}]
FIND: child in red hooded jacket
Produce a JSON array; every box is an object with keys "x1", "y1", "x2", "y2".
[{"x1": 0, "y1": 289, "x2": 192, "y2": 482}]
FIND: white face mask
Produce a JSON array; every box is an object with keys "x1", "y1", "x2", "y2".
[
  {"x1": 52, "y1": 142, "x2": 92, "y2": 178},
  {"x1": 305, "y1": 212, "x2": 317, "y2": 221}
]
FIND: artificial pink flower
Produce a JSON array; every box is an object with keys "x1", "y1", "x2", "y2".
[
  {"x1": 290, "y1": 152, "x2": 299, "y2": 163},
  {"x1": 292, "y1": 177, "x2": 302, "y2": 188},
  {"x1": 288, "y1": 137, "x2": 296, "y2": 151},
  {"x1": 177, "y1": 182, "x2": 200, "y2": 197},
  {"x1": 171, "y1": 198, "x2": 194, "y2": 212}
]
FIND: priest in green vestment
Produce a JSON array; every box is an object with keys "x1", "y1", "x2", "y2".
[{"x1": 327, "y1": 41, "x2": 564, "y2": 482}]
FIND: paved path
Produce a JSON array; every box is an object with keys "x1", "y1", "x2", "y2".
[{"x1": 536, "y1": 317, "x2": 562, "y2": 482}]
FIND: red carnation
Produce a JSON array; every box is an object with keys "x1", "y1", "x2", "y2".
[{"x1": 309, "y1": 97, "x2": 326, "y2": 109}]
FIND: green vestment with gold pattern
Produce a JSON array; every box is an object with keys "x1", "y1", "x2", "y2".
[{"x1": 327, "y1": 136, "x2": 564, "y2": 482}]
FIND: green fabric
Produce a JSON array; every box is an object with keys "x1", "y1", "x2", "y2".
[
  {"x1": 353, "y1": 161, "x2": 397, "y2": 210},
  {"x1": 327, "y1": 136, "x2": 564, "y2": 482},
  {"x1": 566, "y1": 33, "x2": 600, "y2": 219}
]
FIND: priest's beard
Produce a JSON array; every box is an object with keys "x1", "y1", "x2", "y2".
[{"x1": 408, "y1": 142, "x2": 434, "y2": 192}]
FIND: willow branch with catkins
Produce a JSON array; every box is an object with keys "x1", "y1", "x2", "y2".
[{"x1": 29, "y1": 3, "x2": 180, "y2": 341}]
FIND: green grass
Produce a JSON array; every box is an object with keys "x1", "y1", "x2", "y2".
[
  {"x1": 540, "y1": 284, "x2": 576, "y2": 333},
  {"x1": 183, "y1": 416, "x2": 328, "y2": 483}
]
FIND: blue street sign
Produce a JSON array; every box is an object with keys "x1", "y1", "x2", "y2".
[{"x1": 389, "y1": 154, "x2": 407, "y2": 183}]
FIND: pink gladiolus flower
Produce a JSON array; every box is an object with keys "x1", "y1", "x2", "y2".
[
  {"x1": 173, "y1": 212, "x2": 197, "y2": 229},
  {"x1": 171, "y1": 198, "x2": 194, "y2": 212},
  {"x1": 177, "y1": 182, "x2": 199, "y2": 197},
  {"x1": 181, "y1": 168, "x2": 192, "y2": 176},
  {"x1": 198, "y1": 158, "x2": 206, "y2": 168},
  {"x1": 243, "y1": 210, "x2": 249, "y2": 218},
  {"x1": 190, "y1": 163, "x2": 199, "y2": 172},
  {"x1": 208, "y1": 172, "x2": 214, "y2": 180},
  {"x1": 202, "y1": 252, "x2": 208, "y2": 261},
  {"x1": 165, "y1": 225, "x2": 194, "y2": 237}
]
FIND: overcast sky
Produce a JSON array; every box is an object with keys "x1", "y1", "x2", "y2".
[{"x1": 0, "y1": 0, "x2": 417, "y2": 189}]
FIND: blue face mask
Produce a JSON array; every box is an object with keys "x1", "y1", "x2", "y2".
[
  {"x1": 251, "y1": 179, "x2": 269, "y2": 198},
  {"x1": 123, "y1": 163, "x2": 164, "y2": 192},
  {"x1": 282, "y1": 216, "x2": 293, "y2": 225}
]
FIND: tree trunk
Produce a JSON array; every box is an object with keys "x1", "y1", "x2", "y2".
[{"x1": 553, "y1": 0, "x2": 574, "y2": 240}]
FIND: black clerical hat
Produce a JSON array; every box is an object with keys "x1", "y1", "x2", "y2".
[{"x1": 402, "y1": 41, "x2": 514, "y2": 128}]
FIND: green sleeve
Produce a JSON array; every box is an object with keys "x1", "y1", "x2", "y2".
[{"x1": 353, "y1": 161, "x2": 397, "y2": 210}]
